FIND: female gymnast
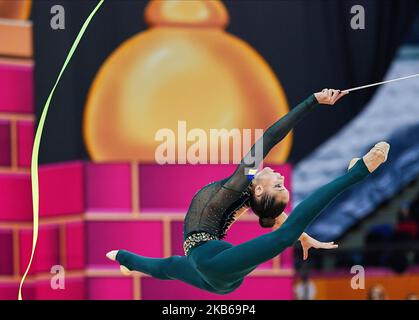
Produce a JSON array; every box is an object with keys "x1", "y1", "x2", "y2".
[{"x1": 106, "y1": 89, "x2": 390, "y2": 294}]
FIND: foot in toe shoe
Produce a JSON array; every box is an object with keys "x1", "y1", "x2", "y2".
[
  {"x1": 362, "y1": 141, "x2": 390, "y2": 173},
  {"x1": 106, "y1": 250, "x2": 119, "y2": 261}
]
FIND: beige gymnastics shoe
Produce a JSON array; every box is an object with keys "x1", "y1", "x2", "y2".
[
  {"x1": 348, "y1": 142, "x2": 390, "y2": 173},
  {"x1": 106, "y1": 250, "x2": 133, "y2": 276},
  {"x1": 106, "y1": 250, "x2": 118, "y2": 261}
]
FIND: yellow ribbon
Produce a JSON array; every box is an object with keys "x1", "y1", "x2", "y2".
[{"x1": 18, "y1": 0, "x2": 105, "y2": 300}]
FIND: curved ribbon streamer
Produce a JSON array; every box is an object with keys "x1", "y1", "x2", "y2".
[{"x1": 18, "y1": 0, "x2": 105, "y2": 300}]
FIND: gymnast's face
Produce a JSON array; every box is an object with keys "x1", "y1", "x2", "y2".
[{"x1": 253, "y1": 167, "x2": 290, "y2": 204}]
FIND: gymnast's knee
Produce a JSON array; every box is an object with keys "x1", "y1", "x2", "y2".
[
  {"x1": 215, "y1": 288, "x2": 237, "y2": 295},
  {"x1": 213, "y1": 279, "x2": 243, "y2": 295}
]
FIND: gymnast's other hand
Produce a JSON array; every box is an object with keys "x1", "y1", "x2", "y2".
[
  {"x1": 314, "y1": 88, "x2": 348, "y2": 105},
  {"x1": 300, "y1": 234, "x2": 338, "y2": 261}
]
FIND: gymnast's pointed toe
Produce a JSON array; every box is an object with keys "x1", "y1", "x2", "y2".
[
  {"x1": 120, "y1": 265, "x2": 132, "y2": 276},
  {"x1": 373, "y1": 141, "x2": 390, "y2": 162},
  {"x1": 362, "y1": 141, "x2": 390, "y2": 173},
  {"x1": 106, "y1": 250, "x2": 119, "y2": 261}
]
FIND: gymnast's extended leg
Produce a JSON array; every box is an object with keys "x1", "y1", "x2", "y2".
[{"x1": 107, "y1": 250, "x2": 215, "y2": 292}]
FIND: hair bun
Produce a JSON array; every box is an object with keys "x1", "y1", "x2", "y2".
[{"x1": 259, "y1": 217, "x2": 276, "y2": 228}]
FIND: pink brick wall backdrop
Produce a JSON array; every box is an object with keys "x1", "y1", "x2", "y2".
[
  {"x1": 0, "y1": 120, "x2": 10, "y2": 166},
  {"x1": 0, "y1": 63, "x2": 33, "y2": 113},
  {"x1": 0, "y1": 58, "x2": 36, "y2": 299}
]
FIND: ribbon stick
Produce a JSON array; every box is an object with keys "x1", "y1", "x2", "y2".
[
  {"x1": 18, "y1": 0, "x2": 105, "y2": 300},
  {"x1": 343, "y1": 73, "x2": 419, "y2": 92}
]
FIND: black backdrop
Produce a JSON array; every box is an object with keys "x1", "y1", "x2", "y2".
[{"x1": 33, "y1": 0, "x2": 419, "y2": 164}]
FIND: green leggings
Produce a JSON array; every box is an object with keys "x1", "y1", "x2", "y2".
[{"x1": 116, "y1": 159, "x2": 370, "y2": 294}]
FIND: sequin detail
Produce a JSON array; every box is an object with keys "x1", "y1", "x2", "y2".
[{"x1": 183, "y1": 232, "x2": 219, "y2": 256}]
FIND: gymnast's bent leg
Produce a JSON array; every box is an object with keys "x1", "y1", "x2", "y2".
[{"x1": 192, "y1": 158, "x2": 371, "y2": 280}]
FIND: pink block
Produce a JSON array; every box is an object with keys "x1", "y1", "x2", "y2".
[
  {"x1": 39, "y1": 161, "x2": 84, "y2": 217},
  {"x1": 86, "y1": 221, "x2": 164, "y2": 268},
  {"x1": 140, "y1": 163, "x2": 292, "y2": 212},
  {"x1": 0, "y1": 120, "x2": 10, "y2": 166},
  {"x1": 141, "y1": 276, "x2": 293, "y2": 300},
  {"x1": 0, "y1": 174, "x2": 32, "y2": 221},
  {"x1": 85, "y1": 163, "x2": 131, "y2": 213},
  {"x1": 280, "y1": 248, "x2": 294, "y2": 269},
  {"x1": 35, "y1": 278, "x2": 85, "y2": 300},
  {"x1": 171, "y1": 221, "x2": 184, "y2": 256},
  {"x1": 65, "y1": 222, "x2": 85, "y2": 270},
  {"x1": 0, "y1": 229, "x2": 13, "y2": 275},
  {"x1": 0, "y1": 281, "x2": 35, "y2": 300},
  {"x1": 17, "y1": 120, "x2": 34, "y2": 167},
  {"x1": 224, "y1": 220, "x2": 273, "y2": 269},
  {"x1": 20, "y1": 225, "x2": 60, "y2": 275},
  {"x1": 87, "y1": 277, "x2": 133, "y2": 300},
  {"x1": 139, "y1": 164, "x2": 238, "y2": 212},
  {"x1": 0, "y1": 63, "x2": 33, "y2": 113}
]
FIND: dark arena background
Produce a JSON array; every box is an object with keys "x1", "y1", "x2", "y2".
[{"x1": 0, "y1": 0, "x2": 419, "y2": 301}]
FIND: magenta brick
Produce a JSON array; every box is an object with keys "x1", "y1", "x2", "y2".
[
  {"x1": 35, "y1": 278, "x2": 85, "y2": 300},
  {"x1": 87, "y1": 277, "x2": 133, "y2": 300},
  {"x1": 39, "y1": 161, "x2": 84, "y2": 217},
  {"x1": 141, "y1": 275, "x2": 293, "y2": 300},
  {"x1": 139, "y1": 164, "x2": 238, "y2": 212},
  {"x1": 280, "y1": 248, "x2": 294, "y2": 269},
  {"x1": 85, "y1": 163, "x2": 131, "y2": 213},
  {"x1": 86, "y1": 221, "x2": 164, "y2": 268},
  {"x1": 0, "y1": 174, "x2": 32, "y2": 221},
  {"x1": 140, "y1": 163, "x2": 292, "y2": 213},
  {"x1": 17, "y1": 120, "x2": 34, "y2": 167},
  {"x1": 225, "y1": 220, "x2": 274, "y2": 269},
  {"x1": 19, "y1": 229, "x2": 32, "y2": 276},
  {"x1": 0, "y1": 120, "x2": 11, "y2": 166},
  {"x1": 0, "y1": 229, "x2": 13, "y2": 275},
  {"x1": 0, "y1": 282, "x2": 18, "y2": 300},
  {"x1": 171, "y1": 221, "x2": 184, "y2": 256},
  {"x1": 65, "y1": 222, "x2": 85, "y2": 270},
  {"x1": 0, "y1": 63, "x2": 33, "y2": 113},
  {"x1": 20, "y1": 225, "x2": 60, "y2": 275},
  {"x1": 0, "y1": 281, "x2": 35, "y2": 300}
]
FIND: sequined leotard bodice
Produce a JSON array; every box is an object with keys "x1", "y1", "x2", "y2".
[
  {"x1": 183, "y1": 178, "x2": 251, "y2": 241},
  {"x1": 183, "y1": 94, "x2": 318, "y2": 254}
]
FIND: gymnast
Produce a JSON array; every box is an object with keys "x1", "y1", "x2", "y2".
[{"x1": 107, "y1": 89, "x2": 390, "y2": 294}]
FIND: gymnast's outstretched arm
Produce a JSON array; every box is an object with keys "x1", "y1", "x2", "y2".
[{"x1": 223, "y1": 89, "x2": 348, "y2": 192}]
